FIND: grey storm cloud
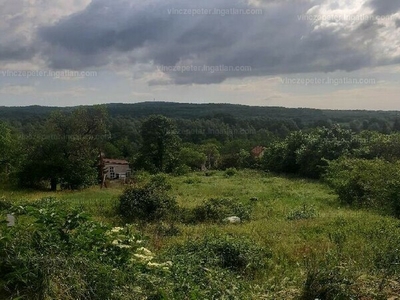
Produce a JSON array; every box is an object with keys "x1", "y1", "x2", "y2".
[
  {"x1": 367, "y1": 0, "x2": 400, "y2": 15},
  {"x1": 34, "y1": 0, "x2": 400, "y2": 84}
]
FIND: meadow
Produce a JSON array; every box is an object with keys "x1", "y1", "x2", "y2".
[{"x1": 1, "y1": 170, "x2": 400, "y2": 299}]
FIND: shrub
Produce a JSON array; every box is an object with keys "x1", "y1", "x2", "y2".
[
  {"x1": 146, "y1": 174, "x2": 172, "y2": 193},
  {"x1": 0, "y1": 201, "x2": 167, "y2": 299},
  {"x1": 172, "y1": 164, "x2": 191, "y2": 176},
  {"x1": 286, "y1": 204, "x2": 317, "y2": 221},
  {"x1": 224, "y1": 167, "x2": 237, "y2": 177},
  {"x1": 204, "y1": 171, "x2": 216, "y2": 177},
  {"x1": 119, "y1": 187, "x2": 177, "y2": 222},
  {"x1": 0, "y1": 197, "x2": 12, "y2": 211},
  {"x1": 160, "y1": 234, "x2": 270, "y2": 298},
  {"x1": 325, "y1": 158, "x2": 400, "y2": 217},
  {"x1": 190, "y1": 198, "x2": 251, "y2": 223},
  {"x1": 119, "y1": 175, "x2": 176, "y2": 222}
]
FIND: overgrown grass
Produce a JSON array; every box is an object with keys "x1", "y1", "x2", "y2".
[{"x1": 2, "y1": 170, "x2": 400, "y2": 298}]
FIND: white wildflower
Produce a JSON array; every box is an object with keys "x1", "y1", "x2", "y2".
[
  {"x1": 137, "y1": 247, "x2": 153, "y2": 256},
  {"x1": 133, "y1": 254, "x2": 154, "y2": 261},
  {"x1": 111, "y1": 227, "x2": 124, "y2": 233},
  {"x1": 117, "y1": 244, "x2": 131, "y2": 249}
]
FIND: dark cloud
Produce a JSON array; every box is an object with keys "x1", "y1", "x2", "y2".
[
  {"x1": 0, "y1": 45, "x2": 35, "y2": 61},
  {"x1": 36, "y1": 0, "x2": 399, "y2": 84},
  {"x1": 396, "y1": 19, "x2": 400, "y2": 28},
  {"x1": 367, "y1": 0, "x2": 400, "y2": 15}
]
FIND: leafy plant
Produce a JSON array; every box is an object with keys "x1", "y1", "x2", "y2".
[
  {"x1": 325, "y1": 158, "x2": 400, "y2": 216},
  {"x1": 119, "y1": 175, "x2": 177, "y2": 222},
  {"x1": 160, "y1": 234, "x2": 270, "y2": 298},
  {"x1": 0, "y1": 199, "x2": 166, "y2": 299},
  {"x1": 224, "y1": 167, "x2": 238, "y2": 177},
  {"x1": 190, "y1": 198, "x2": 251, "y2": 223}
]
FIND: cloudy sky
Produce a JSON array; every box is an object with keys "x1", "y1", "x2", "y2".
[{"x1": 0, "y1": 0, "x2": 400, "y2": 110}]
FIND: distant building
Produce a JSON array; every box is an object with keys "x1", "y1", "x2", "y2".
[
  {"x1": 103, "y1": 158, "x2": 131, "y2": 180},
  {"x1": 251, "y1": 146, "x2": 266, "y2": 159}
]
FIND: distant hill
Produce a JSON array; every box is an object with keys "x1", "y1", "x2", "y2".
[{"x1": 0, "y1": 102, "x2": 399, "y2": 124}]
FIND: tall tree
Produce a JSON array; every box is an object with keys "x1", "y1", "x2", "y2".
[
  {"x1": 19, "y1": 107, "x2": 108, "y2": 190},
  {"x1": 137, "y1": 115, "x2": 181, "y2": 173}
]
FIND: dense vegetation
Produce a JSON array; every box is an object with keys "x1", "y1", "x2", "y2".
[{"x1": 2, "y1": 102, "x2": 400, "y2": 298}]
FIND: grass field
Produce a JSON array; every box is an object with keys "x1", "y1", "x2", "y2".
[{"x1": 1, "y1": 170, "x2": 399, "y2": 299}]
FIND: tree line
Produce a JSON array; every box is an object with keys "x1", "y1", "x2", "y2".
[{"x1": 2, "y1": 103, "x2": 400, "y2": 201}]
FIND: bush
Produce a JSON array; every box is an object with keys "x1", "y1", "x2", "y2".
[
  {"x1": 0, "y1": 201, "x2": 167, "y2": 299},
  {"x1": 172, "y1": 164, "x2": 191, "y2": 176},
  {"x1": 190, "y1": 198, "x2": 251, "y2": 223},
  {"x1": 160, "y1": 234, "x2": 270, "y2": 298},
  {"x1": 204, "y1": 171, "x2": 216, "y2": 177},
  {"x1": 119, "y1": 175, "x2": 176, "y2": 222},
  {"x1": 146, "y1": 174, "x2": 172, "y2": 193},
  {"x1": 325, "y1": 158, "x2": 400, "y2": 217},
  {"x1": 224, "y1": 167, "x2": 237, "y2": 177},
  {"x1": 119, "y1": 187, "x2": 177, "y2": 222},
  {"x1": 166, "y1": 234, "x2": 269, "y2": 276}
]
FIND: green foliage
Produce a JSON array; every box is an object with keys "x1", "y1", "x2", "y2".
[
  {"x1": 325, "y1": 158, "x2": 400, "y2": 216},
  {"x1": 178, "y1": 146, "x2": 206, "y2": 170},
  {"x1": 172, "y1": 164, "x2": 191, "y2": 176},
  {"x1": 201, "y1": 142, "x2": 220, "y2": 169},
  {"x1": 18, "y1": 107, "x2": 108, "y2": 190},
  {"x1": 119, "y1": 176, "x2": 177, "y2": 222},
  {"x1": 224, "y1": 167, "x2": 238, "y2": 177},
  {"x1": 263, "y1": 126, "x2": 360, "y2": 178},
  {"x1": 286, "y1": 204, "x2": 317, "y2": 220},
  {"x1": 0, "y1": 199, "x2": 165, "y2": 299},
  {"x1": 182, "y1": 176, "x2": 202, "y2": 184},
  {"x1": 190, "y1": 198, "x2": 251, "y2": 223},
  {"x1": 136, "y1": 115, "x2": 181, "y2": 173},
  {"x1": 160, "y1": 234, "x2": 270, "y2": 298},
  {"x1": 301, "y1": 257, "x2": 357, "y2": 300}
]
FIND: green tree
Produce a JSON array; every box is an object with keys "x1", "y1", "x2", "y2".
[
  {"x1": 201, "y1": 142, "x2": 220, "y2": 169},
  {"x1": 136, "y1": 115, "x2": 181, "y2": 173},
  {"x1": 178, "y1": 146, "x2": 206, "y2": 170},
  {"x1": 19, "y1": 107, "x2": 108, "y2": 190}
]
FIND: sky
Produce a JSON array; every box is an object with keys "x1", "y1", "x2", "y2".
[{"x1": 0, "y1": 0, "x2": 400, "y2": 110}]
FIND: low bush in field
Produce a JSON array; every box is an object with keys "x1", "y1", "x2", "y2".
[
  {"x1": 325, "y1": 158, "x2": 400, "y2": 217},
  {"x1": 119, "y1": 175, "x2": 177, "y2": 222},
  {"x1": 0, "y1": 199, "x2": 169, "y2": 299},
  {"x1": 160, "y1": 234, "x2": 270, "y2": 298},
  {"x1": 224, "y1": 167, "x2": 238, "y2": 177},
  {"x1": 189, "y1": 198, "x2": 251, "y2": 223}
]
